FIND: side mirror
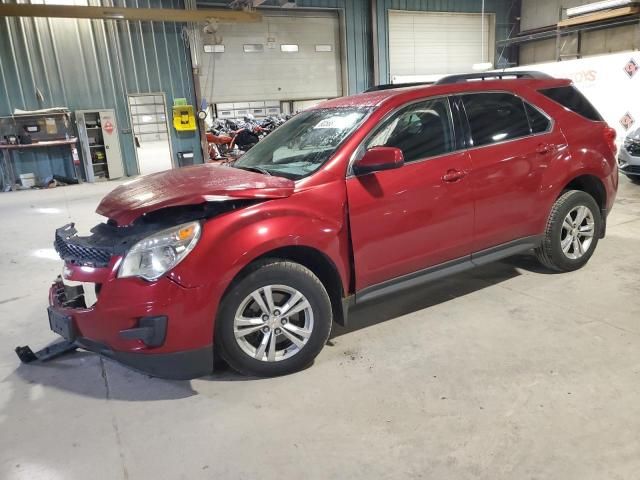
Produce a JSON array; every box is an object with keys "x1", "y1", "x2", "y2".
[{"x1": 353, "y1": 146, "x2": 404, "y2": 176}]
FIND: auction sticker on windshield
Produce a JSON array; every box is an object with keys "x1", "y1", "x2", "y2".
[{"x1": 314, "y1": 113, "x2": 361, "y2": 130}]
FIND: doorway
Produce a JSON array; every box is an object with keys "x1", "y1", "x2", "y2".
[{"x1": 128, "y1": 93, "x2": 173, "y2": 175}]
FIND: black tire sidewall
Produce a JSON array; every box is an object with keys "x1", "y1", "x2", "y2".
[
  {"x1": 548, "y1": 191, "x2": 601, "y2": 271},
  {"x1": 215, "y1": 261, "x2": 332, "y2": 377}
]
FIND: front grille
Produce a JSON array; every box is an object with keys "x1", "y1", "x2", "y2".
[
  {"x1": 54, "y1": 225, "x2": 112, "y2": 267},
  {"x1": 621, "y1": 164, "x2": 640, "y2": 174},
  {"x1": 624, "y1": 140, "x2": 640, "y2": 156}
]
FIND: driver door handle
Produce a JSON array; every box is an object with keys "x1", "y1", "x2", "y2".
[
  {"x1": 442, "y1": 169, "x2": 466, "y2": 183},
  {"x1": 536, "y1": 143, "x2": 552, "y2": 155}
]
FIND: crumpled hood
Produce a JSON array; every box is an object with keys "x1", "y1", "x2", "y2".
[{"x1": 97, "y1": 164, "x2": 295, "y2": 225}]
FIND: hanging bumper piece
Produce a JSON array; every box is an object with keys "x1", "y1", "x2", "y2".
[{"x1": 15, "y1": 339, "x2": 78, "y2": 364}]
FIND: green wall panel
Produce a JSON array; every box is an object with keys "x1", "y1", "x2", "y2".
[{"x1": 0, "y1": 0, "x2": 202, "y2": 182}]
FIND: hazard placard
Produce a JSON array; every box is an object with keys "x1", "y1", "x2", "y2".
[{"x1": 103, "y1": 119, "x2": 114, "y2": 135}]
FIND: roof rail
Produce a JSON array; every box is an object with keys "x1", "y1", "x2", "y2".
[
  {"x1": 364, "y1": 81, "x2": 434, "y2": 92},
  {"x1": 435, "y1": 70, "x2": 553, "y2": 85}
]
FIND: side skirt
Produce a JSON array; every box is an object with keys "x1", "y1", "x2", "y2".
[{"x1": 353, "y1": 235, "x2": 542, "y2": 306}]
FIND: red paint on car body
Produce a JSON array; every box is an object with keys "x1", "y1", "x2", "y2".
[
  {"x1": 46, "y1": 76, "x2": 618, "y2": 377},
  {"x1": 97, "y1": 163, "x2": 295, "y2": 226}
]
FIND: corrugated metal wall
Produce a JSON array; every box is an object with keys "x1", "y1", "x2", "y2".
[
  {"x1": 238, "y1": 0, "x2": 516, "y2": 89},
  {"x1": 0, "y1": 0, "x2": 202, "y2": 181},
  {"x1": 1, "y1": 0, "x2": 516, "y2": 184},
  {"x1": 375, "y1": 0, "x2": 517, "y2": 82},
  {"x1": 197, "y1": 0, "x2": 373, "y2": 95}
]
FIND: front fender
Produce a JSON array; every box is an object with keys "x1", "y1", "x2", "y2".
[{"x1": 168, "y1": 181, "x2": 351, "y2": 307}]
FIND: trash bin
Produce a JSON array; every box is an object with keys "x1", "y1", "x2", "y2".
[{"x1": 177, "y1": 151, "x2": 195, "y2": 167}]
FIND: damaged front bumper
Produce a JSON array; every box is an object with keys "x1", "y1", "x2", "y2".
[{"x1": 17, "y1": 223, "x2": 215, "y2": 380}]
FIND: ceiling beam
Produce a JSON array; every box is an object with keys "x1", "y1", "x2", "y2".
[{"x1": 0, "y1": 4, "x2": 261, "y2": 23}]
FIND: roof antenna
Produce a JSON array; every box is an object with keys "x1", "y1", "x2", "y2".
[{"x1": 472, "y1": 0, "x2": 492, "y2": 72}]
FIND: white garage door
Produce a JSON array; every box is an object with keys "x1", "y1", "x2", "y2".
[
  {"x1": 200, "y1": 12, "x2": 342, "y2": 103},
  {"x1": 388, "y1": 10, "x2": 495, "y2": 80}
]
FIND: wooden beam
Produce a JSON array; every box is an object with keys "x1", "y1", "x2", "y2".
[
  {"x1": 558, "y1": 5, "x2": 640, "y2": 27},
  {"x1": 0, "y1": 4, "x2": 261, "y2": 23}
]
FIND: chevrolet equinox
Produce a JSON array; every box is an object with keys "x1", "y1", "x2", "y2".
[{"x1": 23, "y1": 72, "x2": 618, "y2": 378}]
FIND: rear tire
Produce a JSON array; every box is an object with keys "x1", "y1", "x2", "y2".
[
  {"x1": 215, "y1": 260, "x2": 332, "y2": 377},
  {"x1": 535, "y1": 190, "x2": 602, "y2": 272}
]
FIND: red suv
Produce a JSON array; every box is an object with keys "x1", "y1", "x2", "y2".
[{"x1": 28, "y1": 72, "x2": 618, "y2": 378}]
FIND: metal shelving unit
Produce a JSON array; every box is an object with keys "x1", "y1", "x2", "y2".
[{"x1": 75, "y1": 109, "x2": 124, "y2": 182}]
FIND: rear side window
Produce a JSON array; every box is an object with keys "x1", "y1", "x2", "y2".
[
  {"x1": 461, "y1": 93, "x2": 530, "y2": 147},
  {"x1": 524, "y1": 103, "x2": 551, "y2": 134},
  {"x1": 539, "y1": 86, "x2": 603, "y2": 122}
]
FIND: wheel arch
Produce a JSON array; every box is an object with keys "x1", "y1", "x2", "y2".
[
  {"x1": 225, "y1": 245, "x2": 349, "y2": 327},
  {"x1": 561, "y1": 174, "x2": 607, "y2": 211}
]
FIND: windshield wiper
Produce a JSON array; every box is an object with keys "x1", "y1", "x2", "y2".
[{"x1": 234, "y1": 165, "x2": 272, "y2": 176}]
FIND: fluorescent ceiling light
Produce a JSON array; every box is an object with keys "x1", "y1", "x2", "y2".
[{"x1": 567, "y1": 0, "x2": 633, "y2": 17}]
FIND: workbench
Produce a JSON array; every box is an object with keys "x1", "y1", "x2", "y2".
[{"x1": 0, "y1": 138, "x2": 79, "y2": 191}]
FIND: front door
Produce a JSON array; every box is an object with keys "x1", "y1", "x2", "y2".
[
  {"x1": 346, "y1": 97, "x2": 474, "y2": 291},
  {"x1": 459, "y1": 92, "x2": 564, "y2": 251}
]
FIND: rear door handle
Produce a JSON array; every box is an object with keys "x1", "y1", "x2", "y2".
[
  {"x1": 536, "y1": 143, "x2": 552, "y2": 154},
  {"x1": 442, "y1": 169, "x2": 466, "y2": 183}
]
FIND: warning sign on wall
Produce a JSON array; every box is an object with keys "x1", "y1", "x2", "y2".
[{"x1": 103, "y1": 119, "x2": 114, "y2": 135}]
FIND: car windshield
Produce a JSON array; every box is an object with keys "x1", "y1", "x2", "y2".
[{"x1": 233, "y1": 107, "x2": 371, "y2": 180}]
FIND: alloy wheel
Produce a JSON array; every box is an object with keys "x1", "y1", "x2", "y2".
[
  {"x1": 560, "y1": 205, "x2": 595, "y2": 260},
  {"x1": 233, "y1": 285, "x2": 314, "y2": 362}
]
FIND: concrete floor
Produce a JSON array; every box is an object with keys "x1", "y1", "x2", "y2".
[{"x1": 1, "y1": 178, "x2": 640, "y2": 480}]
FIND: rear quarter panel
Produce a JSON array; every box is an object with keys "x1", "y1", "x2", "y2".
[{"x1": 520, "y1": 88, "x2": 618, "y2": 232}]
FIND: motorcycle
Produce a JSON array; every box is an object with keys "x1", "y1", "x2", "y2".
[{"x1": 206, "y1": 114, "x2": 289, "y2": 162}]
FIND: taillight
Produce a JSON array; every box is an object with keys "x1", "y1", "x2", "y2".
[{"x1": 604, "y1": 126, "x2": 617, "y2": 154}]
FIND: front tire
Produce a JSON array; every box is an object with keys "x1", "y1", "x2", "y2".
[
  {"x1": 215, "y1": 260, "x2": 332, "y2": 377},
  {"x1": 535, "y1": 190, "x2": 602, "y2": 272}
]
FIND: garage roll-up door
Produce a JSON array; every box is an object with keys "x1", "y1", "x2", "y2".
[
  {"x1": 388, "y1": 10, "x2": 495, "y2": 79},
  {"x1": 200, "y1": 12, "x2": 342, "y2": 103}
]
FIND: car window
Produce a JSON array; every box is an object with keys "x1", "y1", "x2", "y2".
[
  {"x1": 524, "y1": 102, "x2": 551, "y2": 134},
  {"x1": 366, "y1": 97, "x2": 454, "y2": 163},
  {"x1": 461, "y1": 93, "x2": 530, "y2": 147},
  {"x1": 539, "y1": 86, "x2": 603, "y2": 122},
  {"x1": 233, "y1": 107, "x2": 370, "y2": 180}
]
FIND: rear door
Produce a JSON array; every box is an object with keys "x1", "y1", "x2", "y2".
[
  {"x1": 459, "y1": 92, "x2": 565, "y2": 252},
  {"x1": 346, "y1": 97, "x2": 474, "y2": 291}
]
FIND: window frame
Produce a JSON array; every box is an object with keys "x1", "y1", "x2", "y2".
[
  {"x1": 347, "y1": 95, "x2": 459, "y2": 176},
  {"x1": 346, "y1": 90, "x2": 554, "y2": 178},
  {"x1": 456, "y1": 91, "x2": 554, "y2": 151}
]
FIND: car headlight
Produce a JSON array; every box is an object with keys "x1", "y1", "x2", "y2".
[{"x1": 118, "y1": 221, "x2": 201, "y2": 281}]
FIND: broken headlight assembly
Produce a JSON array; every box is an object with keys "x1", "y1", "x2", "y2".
[{"x1": 118, "y1": 221, "x2": 201, "y2": 281}]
